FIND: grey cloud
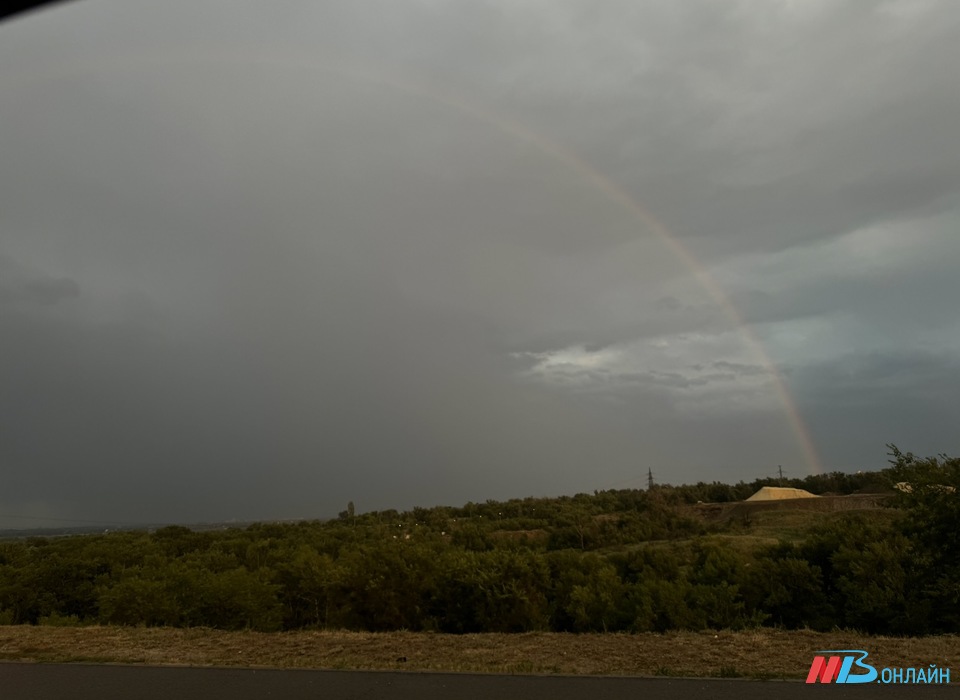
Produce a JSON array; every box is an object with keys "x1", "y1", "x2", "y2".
[
  {"x1": 794, "y1": 351, "x2": 960, "y2": 405},
  {"x1": 656, "y1": 296, "x2": 683, "y2": 312},
  {"x1": 0, "y1": 0, "x2": 958, "y2": 526},
  {"x1": 710, "y1": 361, "x2": 766, "y2": 377},
  {"x1": 645, "y1": 371, "x2": 712, "y2": 389},
  {"x1": 791, "y1": 351, "x2": 960, "y2": 469},
  {"x1": 0, "y1": 255, "x2": 79, "y2": 306},
  {"x1": 20, "y1": 276, "x2": 80, "y2": 304}
]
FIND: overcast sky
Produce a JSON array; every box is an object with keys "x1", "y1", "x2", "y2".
[{"x1": 1, "y1": 0, "x2": 958, "y2": 528}]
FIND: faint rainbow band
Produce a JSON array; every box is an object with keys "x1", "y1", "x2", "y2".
[{"x1": 3, "y1": 49, "x2": 825, "y2": 475}]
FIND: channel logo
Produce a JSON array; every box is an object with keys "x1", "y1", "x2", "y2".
[
  {"x1": 806, "y1": 649, "x2": 951, "y2": 685},
  {"x1": 806, "y1": 649, "x2": 877, "y2": 684}
]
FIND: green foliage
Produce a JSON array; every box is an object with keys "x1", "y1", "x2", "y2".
[
  {"x1": 833, "y1": 534, "x2": 913, "y2": 633},
  {"x1": 742, "y1": 553, "x2": 831, "y2": 630},
  {"x1": 99, "y1": 575, "x2": 176, "y2": 626},
  {"x1": 0, "y1": 452, "x2": 954, "y2": 635},
  {"x1": 884, "y1": 444, "x2": 960, "y2": 632},
  {"x1": 430, "y1": 549, "x2": 550, "y2": 632},
  {"x1": 38, "y1": 612, "x2": 84, "y2": 627}
]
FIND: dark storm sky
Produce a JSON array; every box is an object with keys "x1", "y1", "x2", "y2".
[{"x1": 1, "y1": 0, "x2": 958, "y2": 527}]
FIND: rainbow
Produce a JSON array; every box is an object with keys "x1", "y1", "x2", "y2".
[{"x1": 3, "y1": 48, "x2": 824, "y2": 475}]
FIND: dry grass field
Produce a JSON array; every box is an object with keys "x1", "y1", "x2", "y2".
[{"x1": 1, "y1": 625, "x2": 956, "y2": 680}]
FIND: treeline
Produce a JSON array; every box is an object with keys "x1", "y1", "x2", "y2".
[
  {"x1": 0, "y1": 448, "x2": 956, "y2": 635},
  {"x1": 649, "y1": 468, "x2": 891, "y2": 504}
]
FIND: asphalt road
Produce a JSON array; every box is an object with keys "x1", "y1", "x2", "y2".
[{"x1": 2, "y1": 663, "x2": 956, "y2": 700}]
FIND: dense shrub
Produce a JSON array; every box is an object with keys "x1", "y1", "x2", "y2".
[{"x1": 1, "y1": 450, "x2": 954, "y2": 634}]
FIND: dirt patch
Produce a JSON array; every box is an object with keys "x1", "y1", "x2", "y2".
[
  {"x1": 0, "y1": 626, "x2": 955, "y2": 680},
  {"x1": 687, "y1": 494, "x2": 891, "y2": 524},
  {"x1": 746, "y1": 487, "x2": 818, "y2": 501}
]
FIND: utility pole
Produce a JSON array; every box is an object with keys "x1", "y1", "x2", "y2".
[
  {"x1": 647, "y1": 468, "x2": 655, "y2": 491},
  {"x1": 778, "y1": 465, "x2": 784, "y2": 486}
]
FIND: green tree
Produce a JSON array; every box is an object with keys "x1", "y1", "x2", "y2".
[
  {"x1": 886, "y1": 444, "x2": 960, "y2": 632},
  {"x1": 742, "y1": 554, "x2": 829, "y2": 630},
  {"x1": 833, "y1": 534, "x2": 913, "y2": 633}
]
